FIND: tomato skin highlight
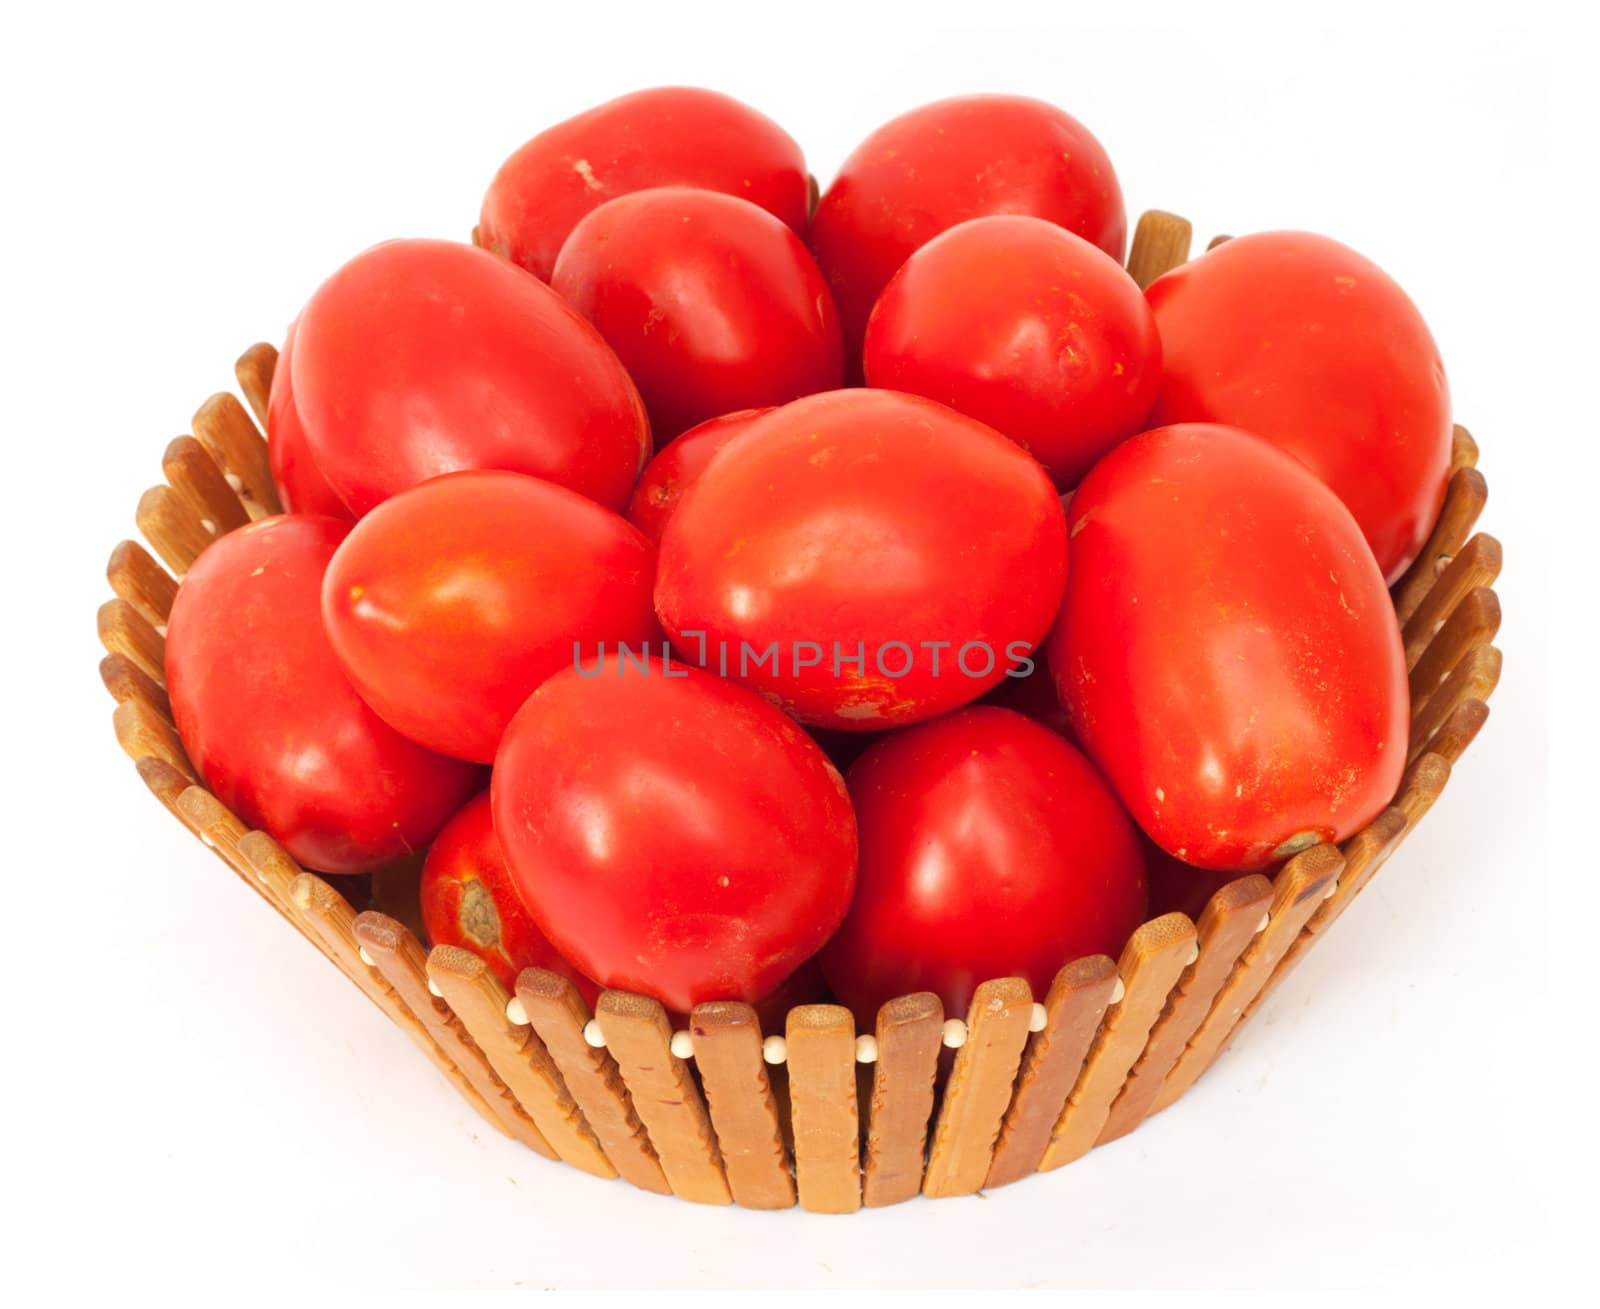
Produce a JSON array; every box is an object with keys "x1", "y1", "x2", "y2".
[
  {"x1": 1050, "y1": 424, "x2": 1408, "y2": 871},
  {"x1": 864, "y1": 215, "x2": 1160, "y2": 488},
  {"x1": 553, "y1": 189, "x2": 843, "y2": 444},
  {"x1": 419, "y1": 792, "x2": 599, "y2": 1004},
  {"x1": 321, "y1": 470, "x2": 659, "y2": 765},
  {"x1": 292, "y1": 239, "x2": 650, "y2": 518},
  {"x1": 811, "y1": 95, "x2": 1126, "y2": 364},
  {"x1": 492, "y1": 659, "x2": 857, "y2": 1014},
  {"x1": 655, "y1": 389, "x2": 1069, "y2": 731},
  {"x1": 480, "y1": 86, "x2": 810, "y2": 282},
  {"x1": 820, "y1": 706, "x2": 1146, "y2": 1027},
  {"x1": 164, "y1": 516, "x2": 480, "y2": 874},
  {"x1": 625, "y1": 407, "x2": 772, "y2": 546},
  {"x1": 1146, "y1": 231, "x2": 1451, "y2": 581},
  {"x1": 266, "y1": 320, "x2": 351, "y2": 521}
]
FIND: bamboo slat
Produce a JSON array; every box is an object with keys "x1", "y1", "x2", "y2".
[
  {"x1": 1098, "y1": 873, "x2": 1276, "y2": 1142},
  {"x1": 191, "y1": 392, "x2": 280, "y2": 517},
  {"x1": 97, "y1": 596, "x2": 167, "y2": 685},
  {"x1": 1409, "y1": 646, "x2": 1502, "y2": 765},
  {"x1": 1207, "y1": 234, "x2": 1232, "y2": 249},
  {"x1": 427, "y1": 948, "x2": 613, "y2": 1178},
  {"x1": 136, "y1": 483, "x2": 215, "y2": 573},
  {"x1": 515, "y1": 970, "x2": 669, "y2": 1194},
  {"x1": 1419, "y1": 698, "x2": 1491, "y2": 766},
  {"x1": 162, "y1": 435, "x2": 251, "y2": 538},
  {"x1": 862, "y1": 992, "x2": 943, "y2": 1207},
  {"x1": 923, "y1": 978, "x2": 1034, "y2": 1197},
  {"x1": 987, "y1": 956, "x2": 1119, "y2": 1187},
  {"x1": 690, "y1": 1001, "x2": 795, "y2": 1209},
  {"x1": 1402, "y1": 534, "x2": 1503, "y2": 668},
  {"x1": 353, "y1": 913, "x2": 553, "y2": 1155},
  {"x1": 1040, "y1": 914, "x2": 1199, "y2": 1169},
  {"x1": 1126, "y1": 209, "x2": 1193, "y2": 289},
  {"x1": 1450, "y1": 424, "x2": 1479, "y2": 472},
  {"x1": 595, "y1": 991, "x2": 730, "y2": 1204},
  {"x1": 234, "y1": 342, "x2": 278, "y2": 427},
  {"x1": 99, "y1": 652, "x2": 171, "y2": 719},
  {"x1": 106, "y1": 540, "x2": 178, "y2": 627},
  {"x1": 1151, "y1": 844, "x2": 1345, "y2": 1112},
  {"x1": 1410, "y1": 587, "x2": 1501, "y2": 710},
  {"x1": 112, "y1": 700, "x2": 192, "y2": 778},
  {"x1": 1392, "y1": 470, "x2": 1490, "y2": 624},
  {"x1": 786, "y1": 1004, "x2": 861, "y2": 1213}
]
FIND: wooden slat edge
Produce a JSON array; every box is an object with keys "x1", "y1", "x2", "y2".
[
  {"x1": 1392, "y1": 472, "x2": 1490, "y2": 625},
  {"x1": 863, "y1": 992, "x2": 944, "y2": 1207},
  {"x1": 691, "y1": 1001, "x2": 796, "y2": 1209},
  {"x1": 1126, "y1": 209, "x2": 1193, "y2": 289},
  {"x1": 786, "y1": 1003, "x2": 861, "y2": 1213}
]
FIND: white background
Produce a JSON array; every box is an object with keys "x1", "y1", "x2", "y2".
[{"x1": 2, "y1": 0, "x2": 1583, "y2": 1296}]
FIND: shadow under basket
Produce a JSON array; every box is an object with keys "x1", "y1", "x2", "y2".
[{"x1": 98, "y1": 210, "x2": 1502, "y2": 1212}]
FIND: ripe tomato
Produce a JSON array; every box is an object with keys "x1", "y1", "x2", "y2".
[
  {"x1": 420, "y1": 792, "x2": 599, "y2": 1003},
  {"x1": 655, "y1": 390, "x2": 1068, "y2": 730},
  {"x1": 552, "y1": 190, "x2": 842, "y2": 442},
  {"x1": 266, "y1": 320, "x2": 350, "y2": 520},
  {"x1": 864, "y1": 215, "x2": 1160, "y2": 488},
  {"x1": 292, "y1": 239, "x2": 649, "y2": 517},
  {"x1": 492, "y1": 658, "x2": 857, "y2": 1013},
  {"x1": 811, "y1": 95, "x2": 1126, "y2": 363},
  {"x1": 1051, "y1": 424, "x2": 1408, "y2": 871},
  {"x1": 625, "y1": 407, "x2": 771, "y2": 545},
  {"x1": 1146, "y1": 231, "x2": 1451, "y2": 581},
  {"x1": 322, "y1": 471, "x2": 658, "y2": 764},
  {"x1": 820, "y1": 706, "x2": 1145, "y2": 1026},
  {"x1": 480, "y1": 86, "x2": 810, "y2": 281},
  {"x1": 165, "y1": 516, "x2": 479, "y2": 873}
]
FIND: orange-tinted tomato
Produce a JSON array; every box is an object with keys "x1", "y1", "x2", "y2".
[
  {"x1": 1051, "y1": 424, "x2": 1408, "y2": 870},
  {"x1": 553, "y1": 190, "x2": 842, "y2": 443},
  {"x1": 480, "y1": 86, "x2": 810, "y2": 281},
  {"x1": 655, "y1": 390, "x2": 1068, "y2": 730},
  {"x1": 1146, "y1": 231, "x2": 1451, "y2": 581},
  {"x1": 864, "y1": 215, "x2": 1160, "y2": 487},
  {"x1": 322, "y1": 471, "x2": 658, "y2": 764},
  {"x1": 625, "y1": 408, "x2": 772, "y2": 546},
  {"x1": 292, "y1": 239, "x2": 649, "y2": 517}
]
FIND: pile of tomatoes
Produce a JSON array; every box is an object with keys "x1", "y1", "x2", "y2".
[{"x1": 164, "y1": 88, "x2": 1448, "y2": 1026}]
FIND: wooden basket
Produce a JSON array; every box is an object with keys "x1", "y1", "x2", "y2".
[{"x1": 98, "y1": 210, "x2": 1502, "y2": 1211}]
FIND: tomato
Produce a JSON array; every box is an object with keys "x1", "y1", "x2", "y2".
[
  {"x1": 819, "y1": 706, "x2": 1145, "y2": 1026},
  {"x1": 1143, "y1": 839, "x2": 1248, "y2": 923},
  {"x1": 811, "y1": 95, "x2": 1126, "y2": 364},
  {"x1": 625, "y1": 407, "x2": 772, "y2": 546},
  {"x1": 864, "y1": 215, "x2": 1160, "y2": 488},
  {"x1": 266, "y1": 320, "x2": 351, "y2": 520},
  {"x1": 1051, "y1": 424, "x2": 1408, "y2": 871},
  {"x1": 292, "y1": 239, "x2": 649, "y2": 517},
  {"x1": 552, "y1": 190, "x2": 842, "y2": 442},
  {"x1": 1146, "y1": 231, "x2": 1451, "y2": 581},
  {"x1": 164, "y1": 516, "x2": 479, "y2": 873},
  {"x1": 492, "y1": 658, "x2": 856, "y2": 1013},
  {"x1": 480, "y1": 86, "x2": 810, "y2": 281},
  {"x1": 322, "y1": 470, "x2": 658, "y2": 764},
  {"x1": 655, "y1": 389, "x2": 1068, "y2": 730},
  {"x1": 420, "y1": 792, "x2": 599, "y2": 1003}
]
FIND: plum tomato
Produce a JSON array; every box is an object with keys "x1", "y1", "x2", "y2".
[
  {"x1": 552, "y1": 190, "x2": 843, "y2": 442},
  {"x1": 811, "y1": 95, "x2": 1126, "y2": 362},
  {"x1": 625, "y1": 407, "x2": 772, "y2": 546},
  {"x1": 322, "y1": 470, "x2": 659, "y2": 764},
  {"x1": 480, "y1": 86, "x2": 810, "y2": 281},
  {"x1": 420, "y1": 792, "x2": 599, "y2": 1003},
  {"x1": 292, "y1": 239, "x2": 649, "y2": 517},
  {"x1": 266, "y1": 320, "x2": 351, "y2": 520},
  {"x1": 164, "y1": 516, "x2": 479, "y2": 873},
  {"x1": 655, "y1": 390, "x2": 1068, "y2": 730},
  {"x1": 819, "y1": 706, "x2": 1145, "y2": 1026},
  {"x1": 1051, "y1": 424, "x2": 1408, "y2": 871},
  {"x1": 491, "y1": 658, "x2": 857, "y2": 1013},
  {"x1": 1146, "y1": 231, "x2": 1451, "y2": 581},
  {"x1": 864, "y1": 215, "x2": 1160, "y2": 488}
]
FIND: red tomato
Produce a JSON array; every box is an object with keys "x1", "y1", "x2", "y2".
[
  {"x1": 1146, "y1": 232, "x2": 1451, "y2": 581},
  {"x1": 811, "y1": 95, "x2": 1126, "y2": 363},
  {"x1": 420, "y1": 792, "x2": 599, "y2": 1004},
  {"x1": 266, "y1": 320, "x2": 351, "y2": 520},
  {"x1": 820, "y1": 706, "x2": 1145, "y2": 1026},
  {"x1": 164, "y1": 516, "x2": 479, "y2": 873},
  {"x1": 1051, "y1": 424, "x2": 1408, "y2": 871},
  {"x1": 625, "y1": 407, "x2": 772, "y2": 546},
  {"x1": 864, "y1": 216, "x2": 1160, "y2": 488},
  {"x1": 655, "y1": 390, "x2": 1068, "y2": 730},
  {"x1": 292, "y1": 239, "x2": 649, "y2": 517},
  {"x1": 492, "y1": 658, "x2": 857, "y2": 1013},
  {"x1": 552, "y1": 190, "x2": 843, "y2": 442},
  {"x1": 322, "y1": 470, "x2": 658, "y2": 764},
  {"x1": 480, "y1": 87, "x2": 810, "y2": 281}
]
